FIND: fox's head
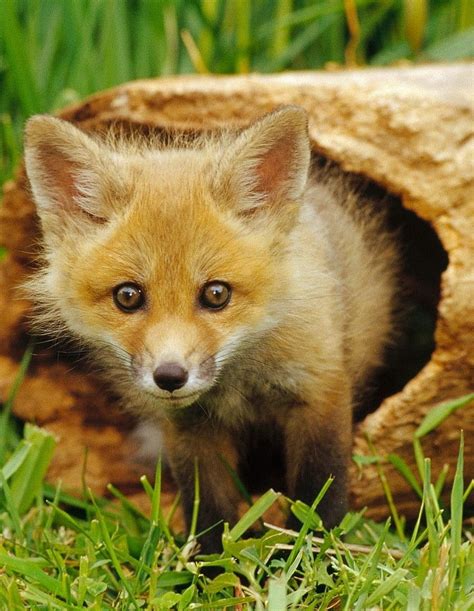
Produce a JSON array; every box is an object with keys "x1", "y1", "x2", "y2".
[{"x1": 24, "y1": 107, "x2": 310, "y2": 414}]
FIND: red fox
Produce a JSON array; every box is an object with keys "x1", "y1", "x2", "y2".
[{"x1": 24, "y1": 107, "x2": 398, "y2": 552}]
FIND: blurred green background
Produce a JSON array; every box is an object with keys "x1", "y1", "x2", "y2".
[{"x1": 0, "y1": 0, "x2": 473, "y2": 185}]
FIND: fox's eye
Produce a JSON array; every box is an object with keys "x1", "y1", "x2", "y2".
[
  {"x1": 199, "y1": 281, "x2": 232, "y2": 310},
  {"x1": 113, "y1": 283, "x2": 145, "y2": 312}
]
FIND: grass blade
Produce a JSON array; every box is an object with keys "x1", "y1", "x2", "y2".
[
  {"x1": 365, "y1": 567, "x2": 409, "y2": 606},
  {"x1": 0, "y1": 341, "x2": 35, "y2": 462},
  {"x1": 235, "y1": 0, "x2": 251, "y2": 72},
  {"x1": 416, "y1": 393, "x2": 473, "y2": 438},
  {"x1": 447, "y1": 432, "x2": 464, "y2": 601},
  {"x1": 0, "y1": 553, "x2": 65, "y2": 598},
  {"x1": 388, "y1": 453, "x2": 423, "y2": 498},
  {"x1": 285, "y1": 476, "x2": 333, "y2": 571},
  {"x1": 9, "y1": 423, "x2": 56, "y2": 515},
  {"x1": 0, "y1": 0, "x2": 41, "y2": 116},
  {"x1": 267, "y1": 571, "x2": 288, "y2": 611},
  {"x1": 88, "y1": 490, "x2": 139, "y2": 608},
  {"x1": 228, "y1": 488, "x2": 280, "y2": 541},
  {"x1": 425, "y1": 27, "x2": 474, "y2": 60}
]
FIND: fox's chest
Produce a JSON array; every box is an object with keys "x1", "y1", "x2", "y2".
[{"x1": 201, "y1": 362, "x2": 298, "y2": 427}]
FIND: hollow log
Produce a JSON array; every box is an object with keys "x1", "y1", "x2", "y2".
[{"x1": 0, "y1": 64, "x2": 472, "y2": 523}]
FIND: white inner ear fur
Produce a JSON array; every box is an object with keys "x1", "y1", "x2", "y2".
[
  {"x1": 214, "y1": 106, "x2": 311, "y2": 215},
  {"x1": 24, "y1": 116, "x2": 120, "y2": 233}
]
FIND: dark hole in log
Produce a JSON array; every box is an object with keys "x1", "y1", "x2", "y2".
[{"x1": 318, "y1": 160, "x2": 450, "y2": 421}]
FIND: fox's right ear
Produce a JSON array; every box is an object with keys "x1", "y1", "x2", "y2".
[
  {"x1": 24, "y1": 116, "x2": 121, "y2": 239},
  {"x1": 213, "y1": 106, "x2": 310, "y2": 230}
]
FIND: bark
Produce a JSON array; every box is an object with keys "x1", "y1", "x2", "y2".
[{"x1": 1, "y1": 64, "x2": 472, "y2": 524}]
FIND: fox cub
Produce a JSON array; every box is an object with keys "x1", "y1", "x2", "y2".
[{"x1": 24, "y1": 107, "x2": 398, "y2": 552}]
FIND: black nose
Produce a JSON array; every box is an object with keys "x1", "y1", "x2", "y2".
[{"x1": 153, "y1": 362, "x2": 188, "y2": 392}]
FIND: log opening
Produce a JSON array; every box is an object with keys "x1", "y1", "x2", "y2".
[{"x1": 338, "y1": 165, "x2": 450, "y2": 420}]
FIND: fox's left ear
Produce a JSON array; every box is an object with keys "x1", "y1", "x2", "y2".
[
  {"x1": 214, "y1": 106, "x2": 310, "y2": 223},
  {"x1": 24, "y1": 115, "x2": 123, "y2": 242}
]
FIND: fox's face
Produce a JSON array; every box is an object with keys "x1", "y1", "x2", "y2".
[
  {"x1": 24, "y1": 107, "x2": 310, "y2": 413},
  {"x1": 56, "y1": 178, "x2": 282, "y2": 410}
]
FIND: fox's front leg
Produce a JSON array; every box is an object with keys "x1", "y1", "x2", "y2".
[
  {"x1": 160, "y1": 418, "x2": 240, "y2": 554},
  {"x1": 284, "y1": 393, "x2": 352, "y2": 530}
]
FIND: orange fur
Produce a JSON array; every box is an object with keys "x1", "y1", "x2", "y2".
[{"x1": 24, "y1": 107, "x2": 399, "y2": 551}]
